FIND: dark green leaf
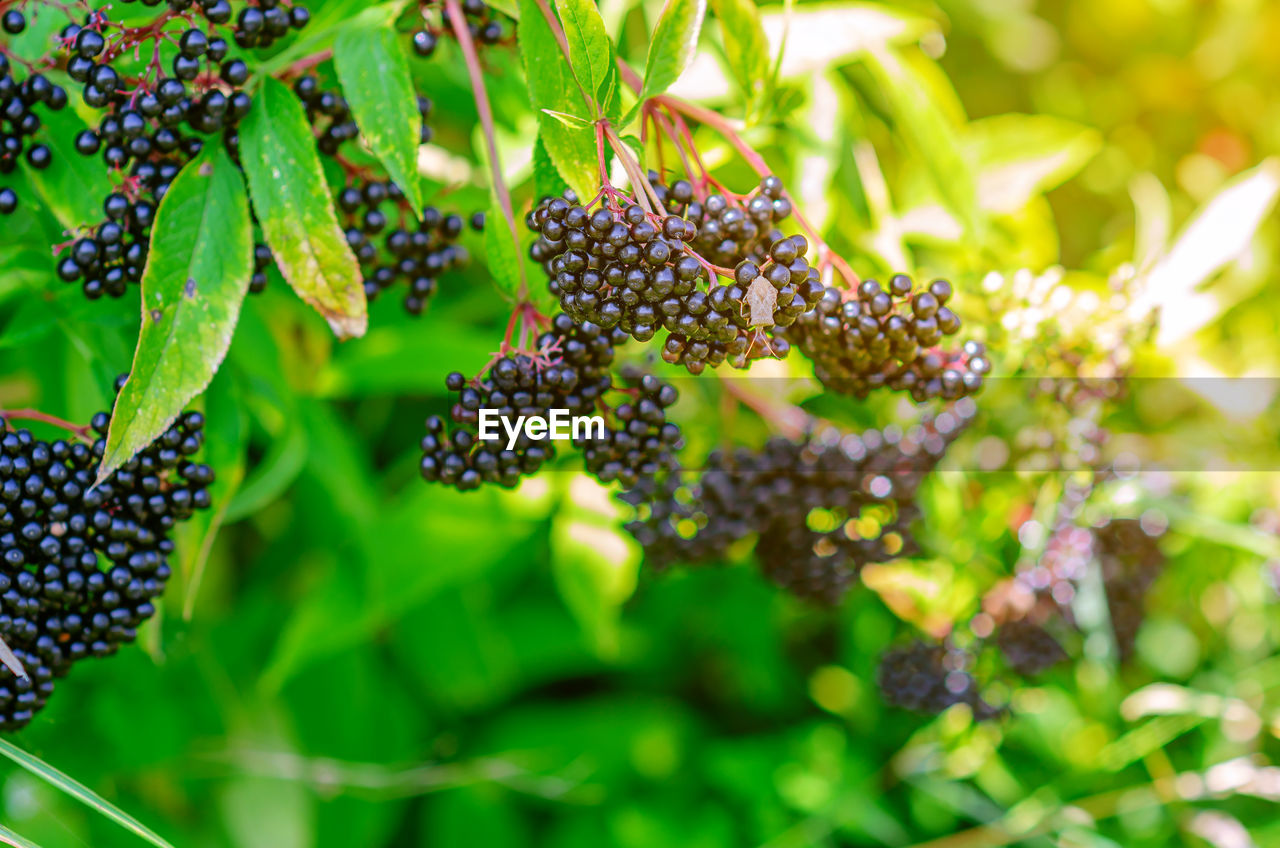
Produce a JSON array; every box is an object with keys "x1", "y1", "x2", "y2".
[
  {"x1": 99, "y1": 145, "x2": 252, "y2": 483},
  {"x1": 554, "y1": 0, "x2": 619, "y2": 118},
  {"x1": 333, "y1": 3, "x2": 423, "y2": 215},
  {"x1": 518, "y1": 0, "x2": 600, "y2": 206},
  {"x1": 710, "y1": 0, "x2": 769, "y2": 108},
  {"x1": 240, "y1": 77, "x2": 367, "y2": 339},
  {"x1": 639, "y1": 0, "x2": 707, "y2": 101}
]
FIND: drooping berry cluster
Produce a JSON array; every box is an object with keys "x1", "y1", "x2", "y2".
[
  {"x1": 775, "y1": 274, "x2": 990, "y2": 402},
  {"x1": 63, "y1": 13, "x2": 257, "y2": 168},
  {"x1": 1095, "y1": 517, "x2": 1165, "y2": 660},
  {"x1": 621, "y1": 401, "x2": 974, "y2": 604},
  {"x1": 338, "y1": 178, "x2": 476, "y2": 315},
  {"x1": 0, "y1": 53, "x2": 67, "y2": 216},
  {"x1": 231, "y1": 0, "x2": 310, "y2": 49},
  {"x1": 528, "y1": 176, "x2": 824, "y2": 374},
  {"x1": 411, "y1": 0, "x2": 510, "y2": 59},
  {"x1": 0, "y1": 380, "x2": 215, "y2": 730},
  {"x1": 420, "y1": 315, "x2": 630, "y2": 490},
  {"x1": 877, "y1": 641, "x2": 994, "y2": 717},
  {"x1": 577, "y1": 365, "x2": 682, "y2": 487},
  {"x1": 56, "y1": 190, "x2": 157, "y2": 299},
  {"x1": 995, "y1": 619, "x2": 1068, "y2": 675}
]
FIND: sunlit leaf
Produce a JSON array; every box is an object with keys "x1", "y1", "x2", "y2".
[
  {"x1": 639, "y1": 0, "x2": 707, "y2": 101},
  {"x1": 555, "y1": 0, "x2": 619, "y2": 117}
]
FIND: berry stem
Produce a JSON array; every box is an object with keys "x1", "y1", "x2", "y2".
[
  {"x1": 444, "y1": 0, "x2": 528, "y2": 301},
  {"x1": 602, "y1": 122, "x2": 656, "y2": 215},
  {"x1": 652, "y1": 94, "x2": 859, "y2": 285},
  {"x1": 278, "y1": 48, "x2": 333, "y2": 80},
  {"x1": 0, "y1": 409, "x2": 94, "y2": 441}
]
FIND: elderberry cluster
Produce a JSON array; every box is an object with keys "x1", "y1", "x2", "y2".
[
  {"x1": 995, "y1": 620, "x2": 1068, "y2": 675},
  {"x1": 411, "y1": 0, "x2": 509, "y2": 59},
  {"x1": 56, "y1": 190, "x2": 157, "y2": 299},
  {"x1": 420, "y1": 314, "x2": 628, "y2": 490},
  {"x1": 63, "y1": 13, "x2": 255, "y2": 168},
  {"x1": 0, "y1": 54, "x2": 67, "y2": 216},
  {"x1": 776, "y1": 275, "x2": 990, "y2": 402},
  {"x1": 621, "y1": 401, "x2": 974, "y2": 605},
  {"x1": 0, "y1": 379, "x2": 214, "y2": 730},
  {"x1": 578, "y1": 366, "x2": 682, "y2": 487},
  {"x1": 528, "y1": 175, "x2": 823, "y2": 374},
  {"x1": 1095, "y1": 517, "x2": 1165, "y2": 660},
  {"x1": 338, "y1": 179, "x2": 476, "y2": 315},
  {"x1": 232, "y1": 0, "x2": 310, "y2": 49},
  {"x1": 877, "y1": 641, "x2": 994, "y2": 717}
]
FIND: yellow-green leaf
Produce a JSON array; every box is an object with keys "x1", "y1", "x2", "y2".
[{"x1": 240, "y1": 77, "x2": 367, "y2": 339}]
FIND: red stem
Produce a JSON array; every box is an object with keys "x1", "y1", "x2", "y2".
[
  {"x1": 0, "y1": 409, "x2": 93, "y2": 441},
  {"x1": 445, "y1": 0, "x2": 528, "y2": 300}
]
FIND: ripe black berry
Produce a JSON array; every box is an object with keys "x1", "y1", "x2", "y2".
[{"x1": 0, "y1": 385, "x2": 216, "y2": 731}]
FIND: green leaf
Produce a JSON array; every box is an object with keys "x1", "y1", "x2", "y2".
[
  {"x1": 862, "y1": 46, "x2": 981, "y2": 237},
  {"x1": 98, "y1": 145, "x2": 252, "y2": 483},
  {"x1": 541, "y1": 108, "x2": 593, "y2": 129},
  {"x1": 486, "y1": 0, "x2": 519, "y2": 17},
  {"x1": 22, "y1": 106, "x2": 110, "y2": 231},
  {"x1": 255, "y1": 0, "x2": 405, "y2": 78},
  {"x1": 518, "y1": 0, "x2": 600, "y2": 206},
  {"x1": 0, "y1": 738, "x2": 175, "y2": 848},
  {"x1": 554, "y1": 0, "x2": 619, "y2": 117},
  {"x1": 178, "y1": 366, "x2": 249, "y2": 620},
  {"x1": 550, "y1": 475, "x2": 639, "y2": 657},
  {"x1": 532, "y1": 135, "x2": 570, "y2": 201},
  {"x1": 240, "y1": 77, "x2": 367, "y2": 339},
  {"x1": 333, "y1": 3, "x2": 423, "y2": 215},
  {"x1": 710, "y1": 0, "x2": 769, "y2": 108},
  {"x1": 966, "y1": 114, "x2": 1101, "y2": 213},
  {"x1": 0, "y1": 822, "x2": 42, "y2": 848},
  {"x1": 639, "y1": 0, "x2": 707, "y2": 101},
  {"x1": 485, "y1": 194, "x2": 522, "y2": 299}
]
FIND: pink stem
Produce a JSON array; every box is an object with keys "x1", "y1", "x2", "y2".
[
  {"x1": 445, "y1": 0, "x2": 528, "y2": 300},
  {"x1": 0, "y1": 409, "x2": 93, "y2": 441}
]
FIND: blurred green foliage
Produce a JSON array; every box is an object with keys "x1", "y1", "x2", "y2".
[{"x1": 2, "y1": 0, "x2": 1280, "y2": 846}]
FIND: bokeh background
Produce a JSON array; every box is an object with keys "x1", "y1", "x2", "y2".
[{"x1": 2, "y1": 0, "x2": 1280, "y2": 845}]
